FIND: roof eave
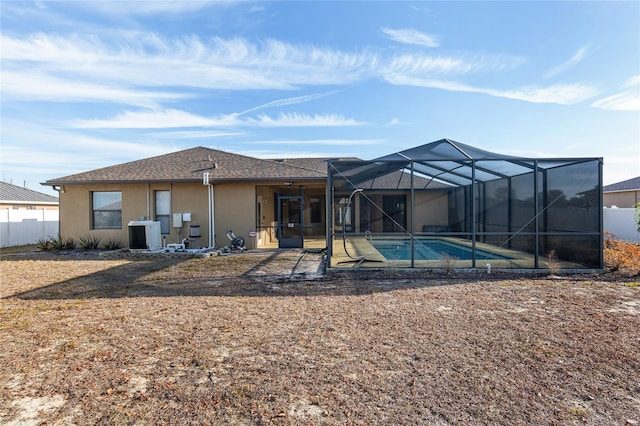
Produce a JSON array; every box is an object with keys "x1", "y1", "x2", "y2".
[{"x1": 44, "y1": 177, "x2": 328, "y2": 186}]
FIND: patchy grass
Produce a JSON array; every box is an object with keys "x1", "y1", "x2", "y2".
[{"x1": 0, "y1": 248, "x2": 638, "y2": 425}]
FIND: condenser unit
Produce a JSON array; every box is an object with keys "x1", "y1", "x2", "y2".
[{"x1": 128, "y1": 220, "x2": 162, "y2": 251}]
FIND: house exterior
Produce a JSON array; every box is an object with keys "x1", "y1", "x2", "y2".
[
  {"x1": 603, "y1": 176, "x2": 640, "y2": 208},
  {"x1": 44, "y1": 140, "x2": 603, "y2": 269},
  {"x1": 0, "y1": 181, "x2": 59, "y2": 210},
  {"x1": 44, "y1": 147, "x2": 337, "y2": 250}
]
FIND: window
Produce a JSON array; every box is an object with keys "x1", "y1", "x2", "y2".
[
  {"x1": 155, "y1": 190, "x2": 171, "y2": 234},
  {"x1": 92, "y1": 191, "x2": 122, "y2": 229}
]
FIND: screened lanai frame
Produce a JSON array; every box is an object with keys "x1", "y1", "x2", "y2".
[{"x1": 326, "y1": 139, "x2": 603, "y2": 270}]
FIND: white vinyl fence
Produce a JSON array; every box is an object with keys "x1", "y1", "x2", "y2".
[
  {"x1": 603, "y1": 207, "x2": 640, "y2": 243},
  {"x1": 0, "y1": 209, "x2": 59, "y2": 248}
]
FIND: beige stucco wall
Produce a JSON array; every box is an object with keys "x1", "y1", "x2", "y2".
[
  {"x1": 210, "y1": 182, "x2": 256, "y2": 248},
  {"x1": 58, "y1": 180, "x2": 327, "y2": 250},
  {"x1": 604, "y1": 191, "x2": 639, "y2": 208},
  {"x1": 413, "y1": 190, "x2": 449, "y2": 230},
  {"x1": 59, "y1": 182, "x2": 211, "y2": 248}
]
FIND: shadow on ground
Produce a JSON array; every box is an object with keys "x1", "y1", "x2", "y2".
[{"x1": 4, "y1": 249, "x2": 621, "y2": 301}]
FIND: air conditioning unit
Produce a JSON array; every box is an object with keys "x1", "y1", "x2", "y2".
[{"x1": 128, "y1": 220, "x2": 162, "y2": 251}]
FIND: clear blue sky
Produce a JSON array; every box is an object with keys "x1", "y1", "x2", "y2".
[{"x1": 1, "y1": 1, "x2": 639, "y2": 195}]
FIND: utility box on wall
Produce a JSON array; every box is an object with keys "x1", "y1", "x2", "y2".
[
  {"x1": 189, "y1": 225, "x2": 201, "y2": 237},
  {"x1": 172, "y1": 213, "x2": 183, "y2": 228}
]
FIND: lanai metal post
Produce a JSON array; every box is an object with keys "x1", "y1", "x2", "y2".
[
  {"x1": 326, "y1": 161, "x2": 333, "y2": 267},
  {"x1": 471, "y1": 161, "x2": 477, "y2": 269},
  {"x1": 410, "y1": 160, "x2": 415, "y2": 268},
  {"x1": 534, "y1": 160, "x2": 539, "y2": 268},
  {"x1": 507, "y1": 177, "x2": 512, "y2": 249},
  {"x1": 598, "y1": 159, "x2": 604, "y2": 269}
]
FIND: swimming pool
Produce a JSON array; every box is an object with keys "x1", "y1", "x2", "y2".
[{"x1": 371, "y1": 238, "x2": 511, "y2": 261}]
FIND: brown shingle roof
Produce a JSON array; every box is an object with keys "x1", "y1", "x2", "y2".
[{"x1": 45, "y1": 147, "x2": 337, "y2": 185}]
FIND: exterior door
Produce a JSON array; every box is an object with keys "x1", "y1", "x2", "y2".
[
  {"x1": 383, "y1": 195, "x2": 406, "y2": 232},
  {"x1": 278, "y1": 196, "x2": 304, "y2": 248}
]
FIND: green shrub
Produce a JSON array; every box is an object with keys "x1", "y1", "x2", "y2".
[
  {"x1": 48, "y1": 234, "x2": 75, "y2": 251},
  {"x1": 103, "y1": 239, "x2": 122, "y2": 251},
  {"x1": 79, "y1": 235, "x2": 101, "y2": 250},
  {"x1": 36, "y1": 237, "x2": 53, "y2": 251}
]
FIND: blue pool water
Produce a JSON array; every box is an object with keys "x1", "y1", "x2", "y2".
[{"x1": 371, "y1": 239, "x2": 511, "y2": 261}]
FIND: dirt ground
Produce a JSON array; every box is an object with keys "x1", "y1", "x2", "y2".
[{"x1": 0, "y1": 248, "x2": 639, "y2": 425}]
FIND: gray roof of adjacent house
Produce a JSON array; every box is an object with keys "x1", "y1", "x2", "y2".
[
  {"x1": 0, "y1": 181, "x2": 59, "y2": 204},
  {"x1": 44, "y1": 147, "x2": 353, "y2": 185},
  {"x1": 603, "y1": 176, "x2": 640, "y2": 193}
]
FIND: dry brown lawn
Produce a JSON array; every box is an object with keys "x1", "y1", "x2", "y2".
[{"x1": 1, "y1": 248, "x2": 639, "y2": 425}]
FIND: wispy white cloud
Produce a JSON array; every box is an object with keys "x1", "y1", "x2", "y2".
[
  {"x1": 73, "y1": 1, "x2": 221, "y2": 16},
  {"x1": 591, "y1": 75, "x2": 640, "y2": 111},
  {"x1": 382, "y1": 28, "x2": 440, "y2": 48},
  {"x1": 71, "y1": 109, "x2": 240, "y2": 129},
  {"x1": 1, "y1": 70, "x2": 186, "y2": 108},
  {"x1": 543, "y1": 45, "x2": 590, "y2": 78},
  {"x1": 248, "y1": 113, "x2": 366, "y2": 127},
  {"x1": 152, "y1": 130, "x2": 245, "y2": 139},
  {"x1": 70, "y1": 109, "x2": 365, "y2": 129},
  {"x1": 386, "y1": 75, "x2": 599, "y2": 105},
  {"x1": 247, "y1": 138, "x2": 384, "y2": 146},
  {"x1": 0, "y1": 32, "x2": 523, "y2": 108},
  {"x1": 1, "y1": 120, "x2": 175, "y2": 180},
  {"x1": 239, "y1": 91, "x2": 340, "y2": 115},
  {"x1": 384, "y1": 52, "x2": 525, "y2": 76}
]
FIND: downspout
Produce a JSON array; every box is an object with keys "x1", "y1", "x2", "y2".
[
  {"x1": 209, "y1": 185, "x2": 215, "y2": 248},
  {"x1": 146, "y1": 184, "x2": 150, "y2": 220},
  {"x1": 203, "y1": 173, "x2": 215, "y2": 249},
  {"x1": 52, "y1": 185, "x2": 62, "y2": 237}
]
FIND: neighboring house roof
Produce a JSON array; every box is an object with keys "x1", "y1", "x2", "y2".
[
  {"x1": 0, "y1": 181, "x2": 59, "y2": 205},
  {"x1": 44, "y1": 147, "x2": 349, "y2": 185},
  {"x1": 603, "y1": 176, "x2": 640, "y2": 193}
]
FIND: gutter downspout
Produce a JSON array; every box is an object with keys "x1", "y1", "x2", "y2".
[
  {"x1": 209, "y1": 185, "x2": 215, "y2": 248},
  {"x1": 203, "y1": 173, "x2": 215, "y2": 248},
  {"x1": 52, "y1": 185, "x2": 62, "y2": 237}
]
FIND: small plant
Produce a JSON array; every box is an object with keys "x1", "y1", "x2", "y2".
[
  {"x1": 440, "y1": 254, "x2": 457, "y2": 274},
  {"x1": 79, "y1": 235, "x2": 101, "y2": 250},
  {"x1": 546, "y1": 250, "x2": 560, "y2": 275},
  {"x1": 36, "y1": 237, "x2": 53, "y2": 251},
  {"x1": 103, "y1": 239, "x2": 122, "y2": 251},
  {"x1": 48, "y1": 234, "x2": 76, "y2": 251}
]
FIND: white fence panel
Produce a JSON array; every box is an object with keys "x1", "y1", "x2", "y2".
[
  {"x1": 603, "y1": 208, "x2": 640, "y2": 243},
  {"x1": 0, "y1": 209, "x2": 60, "y2": 248}
]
